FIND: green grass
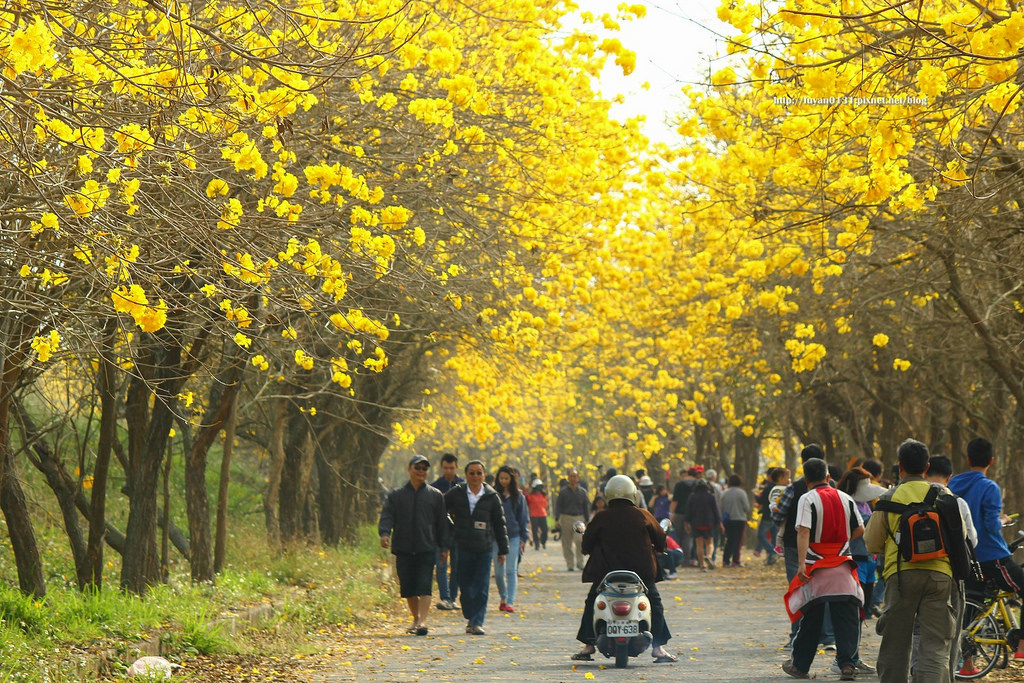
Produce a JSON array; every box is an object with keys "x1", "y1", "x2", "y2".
[
  {"x1": 0, "y1": 523, "x2": 396, "y2": 681},
  {"x1": 0, "y1": 405, "x2": 397, "y2": 680}
]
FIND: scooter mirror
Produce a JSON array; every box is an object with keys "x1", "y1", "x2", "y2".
[{"x1": 659, "y1": 518, "x2": 672, "y2": 533}]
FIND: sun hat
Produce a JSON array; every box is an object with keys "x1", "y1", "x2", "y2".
[{"x1": 638, "y1": 475, "x2": 654, "y2": 486}]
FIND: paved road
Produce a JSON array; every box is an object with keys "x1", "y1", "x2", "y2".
[{"x1": 320, "y1": 543, "x2": 881, "y2": 682}]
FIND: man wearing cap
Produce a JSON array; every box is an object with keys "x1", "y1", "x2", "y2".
[{"x1": 378, "y1": 454, "x2": 450, "y2": 636}]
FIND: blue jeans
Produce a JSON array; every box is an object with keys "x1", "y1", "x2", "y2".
[
  {"x1": 658, "y1": 549, "x2": 684, "y2": 577},
  {"x1": 494, "y1": 536, "x2": 520, "y2": 606},
  {"x1": 457, "y1": 548, "x2": 492, "y2": 627},
  {"x1": 436, "y1": 546, "x2": 458, "y2": 602},
  {"x1": 756, "y1": 518, "x2": 777, "y2": 561},
  {"x1": 871, "y1": 562, "x2": 885, "y2": 609}
]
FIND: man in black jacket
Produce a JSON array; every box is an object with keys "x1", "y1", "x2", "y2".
[
  {"x1": 379, "y1": 454, "x2": 450, "y2": 636},
  {"x1": 445, "y1": 460, "x2": 508, "y2": 635}
]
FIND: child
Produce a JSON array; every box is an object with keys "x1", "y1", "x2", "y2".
[
  {"x1": 651, "y1": 485, "x2": 671, "y2": 521},
  {"x1": 768, "y1": 467, "x2": 791, "y2": 555}
]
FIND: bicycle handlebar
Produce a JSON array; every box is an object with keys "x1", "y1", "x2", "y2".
[{"x1": 1009, "y1": 530, "x2": 1024, "y2": 554}]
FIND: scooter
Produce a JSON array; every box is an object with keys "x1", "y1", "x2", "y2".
[
  {"x1": 593, "y1": 570, "x2": 654, "y2": 668},
  {"x1": 574, "y1": 520, "x2": 654, "y2": 668}
]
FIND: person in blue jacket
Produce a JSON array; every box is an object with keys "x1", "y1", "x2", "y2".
[
  {"x1": 948, "y1": 438, "x2": 1024, "y2": 663},
  {"x1": 493, "y1": 465, "x2": 530, "y2": 613}
]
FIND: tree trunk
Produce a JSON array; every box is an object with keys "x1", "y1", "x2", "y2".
[
  {"x1": 87, "y1": 319, "x2": 118, "y2": 590},
  {"x1": 279, "y1": 405, "x2": 313, "y2": 544},
  {"x1": 316, "y1": 444, "x2": 344, "y2": 546},
  {"x1": 0, "y1": 458, "x2": 46, "y2": 597},
  {"x1": 13, "y1": 402, "x2": 90, "y2": 590},
  {"x1": 161, "y1": 436, "x2": 173, "y2": 581},
  {"x1": 782, "y1": 423, "x2": 797, "y2": 474},
  {"x1": 733, "y1": 430, "x2": 760, "y2": 494},
  {"x1": 355, "y1": 428, "x2": 390, "y2": 528},
  {"x1": 122, "y1": 337, "x2": 188, "y2": 594},
  {"x1": 264, "y1": 397, "x2": 288, "y2": 546},
  {"x1": 0, "y1": 343, "x2": 45, "y2": 597},
  {"x1": 316, "y1": 412, "x2": 352, "y2": 547},
  {"x1": 1000, "y1": 407, "x2": 1024, "y2": 518},
  {"x1": 878, "y1": 393, "x2": 900, "y2": 469},
  {"x1": 214, "y1": 397, "x2": 237, "y2": 574},
  {"x1": 185, "y1": 349, "x2": 246, "y2": 583}
]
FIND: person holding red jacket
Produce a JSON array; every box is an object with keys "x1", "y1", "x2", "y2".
[{"x1": 782, "y1": 458, "x2": 864, "y2": 681}]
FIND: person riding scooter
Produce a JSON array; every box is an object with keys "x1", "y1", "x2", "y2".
[{"x1": 571, "y1": 474, "x2": 678, "y2": 663}]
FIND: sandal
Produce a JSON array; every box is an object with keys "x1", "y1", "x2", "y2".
[
  {"x1": 653, "y1": 652, "x2": 678, "y2": 663},
  {"x1": 571, "y1": 650, "x2": 595, "y2": 661}
]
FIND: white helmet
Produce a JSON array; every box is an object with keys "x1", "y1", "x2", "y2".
[{"x1": 604, "y1": 474, "x2": 638, "y2": 505}]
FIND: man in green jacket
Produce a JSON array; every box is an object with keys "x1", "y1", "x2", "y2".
[{"x1": 865, "y1": 439, "x2": 956, "y2": 683}]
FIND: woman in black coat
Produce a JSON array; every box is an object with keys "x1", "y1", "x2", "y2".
[{"x1": 685, "y1": 480, "x2": 724, "y2": 571}]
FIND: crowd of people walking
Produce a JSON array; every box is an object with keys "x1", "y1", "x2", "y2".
[{"x1": 376, "y1": 439, "x2": 1023, "y2": 682}]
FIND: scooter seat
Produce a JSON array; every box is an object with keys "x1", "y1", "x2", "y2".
[{"x1": 601, "y1": 570, "x2": 647, "y2": 594}]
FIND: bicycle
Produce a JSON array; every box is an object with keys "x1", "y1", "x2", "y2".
[{"x1": 956, "y1": 528, "x2": 1024, "y2": 680}]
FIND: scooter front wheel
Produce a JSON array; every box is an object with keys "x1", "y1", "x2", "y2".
[{"x1": 614, "y1": 641, "x2": 629, "y2": 668}]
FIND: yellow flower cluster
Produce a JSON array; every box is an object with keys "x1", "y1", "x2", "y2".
[
  {"x1": 328, "y1": 309, "x2": 389, "y2": 340},
  {"x1": 294, "y1": 349, "x2": 314, "y2": 371},
  {"x1": 3, "y1": 17, "x2": 55, "y2": 77},
  {"x1": 30, "y1": 330, "x2": 61, "y2": 363},
  {"x1": 111, "y1": 285, "x2": 168, "y2": 333},
  {"x1": 221, "y1": 132, "x2": 268, "y2": 180}
]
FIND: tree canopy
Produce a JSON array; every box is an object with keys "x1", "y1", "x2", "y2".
[{"x1": 4, "y1": 0, "x2": 1024, "y2": 597}]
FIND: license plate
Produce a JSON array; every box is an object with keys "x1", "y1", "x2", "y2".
[{"x1": 606, "y1": 621, "x2": 639, "y2": 637}]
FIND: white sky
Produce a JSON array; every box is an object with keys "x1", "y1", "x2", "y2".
[{"x1": 579, "y1": 0, "x2": 733, "y2": 143}]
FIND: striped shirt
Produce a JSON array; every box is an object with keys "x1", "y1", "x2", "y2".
[{"x1": 795, "y1": 484, "x2": 863, "y2": 566}]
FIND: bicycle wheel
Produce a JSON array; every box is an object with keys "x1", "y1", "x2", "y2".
[{"x1": 958, "y1": 599, "x2": 1006, "y2": 679}]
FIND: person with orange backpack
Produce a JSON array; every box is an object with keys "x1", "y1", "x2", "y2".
[{"x1": 865, "y1": 439, "x2": 957, "y2": 683}]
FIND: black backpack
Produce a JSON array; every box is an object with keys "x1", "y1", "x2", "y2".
[
  {"x1": 933, "y1": 490, "x2": 984, "y2": 583},
  {"x1": 875, "y1": 485, "x2": 982, "y2": 583}
]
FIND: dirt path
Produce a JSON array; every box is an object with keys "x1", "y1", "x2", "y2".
[{"x1": 316, "y1": 544, "x2": 884, "y2": 682}]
